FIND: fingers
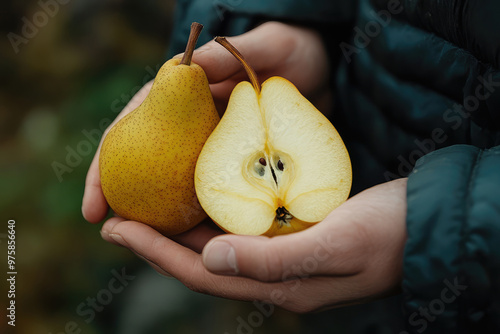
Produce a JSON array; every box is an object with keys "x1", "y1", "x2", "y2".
[
  {"x1": 170, "y1": 221, "x2": 224, "y2": 253},
  {"x1": 82, "y1": 154, "x2": 108, "y2": 223},
  {"x1": 99, "y1": 219, "x2": 383, "y2": 312},
  {"x1": 190, "y1": 21, "x2": 329, "y2": 101},
  {"x1": 201, "y1": 233, "x2": 318, "y2": 282},
  {"x1": 104, "y1": 219, "x2": 283, "y2": 302},
  {"x1": 191, "y1": 22, "x2": 296, "y2": 85},
  {"x1": 201, "y1": 220, "x2": 363, "y2": 283},
  {"x1": 200, "y1": 179, "x2": 409, "y2": 282},
  {"x1": 100, "y1": 216, "x2": 127, "y2": 245},
  {"x1": 101, "y1": 217, "x2": 222, "y2": 253},
  {"x1": 190, "y1": 39, "x2": 242, "y2": 84}
]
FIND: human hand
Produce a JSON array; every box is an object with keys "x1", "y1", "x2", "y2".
[
  {"x1": 82, "y1": 21, "x2": 331, "y2": 224},
  {"x1": 100, "y1": 178, "x2": 408, "y2": 313},
  {"x1": 192, "y1": 21, "x2": 331, "y2": 112}
]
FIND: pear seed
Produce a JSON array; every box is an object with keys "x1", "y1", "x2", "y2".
[
  {"x1": 277, "y1": 160, "x2": 284, "y2": 171},
  {"x1": 259, "y1": 158, "x2": 266, "y2": 166}
]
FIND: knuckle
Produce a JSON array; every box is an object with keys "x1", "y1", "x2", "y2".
[
  {"x1": 147, "y1": 235, "x2": 171, "y2": 266},
  {"x1": 150, "y1": 235, "x2": 168, "y2": 254}
]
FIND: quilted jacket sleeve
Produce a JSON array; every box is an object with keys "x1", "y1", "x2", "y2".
[{"x1": 404, "y1": 144, "x2": 500, "y2": 333}]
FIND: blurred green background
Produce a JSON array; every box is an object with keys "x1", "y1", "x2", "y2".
[{"x1": 0, "y1": 1, "x2": 312, "y2": 333}]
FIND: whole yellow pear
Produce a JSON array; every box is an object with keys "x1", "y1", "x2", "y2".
[{"x1": 100, "y1": 23, "x2": 220, "y2": 236}]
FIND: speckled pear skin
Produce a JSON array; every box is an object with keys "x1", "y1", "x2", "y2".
[{"x1": 99, "y1": 58, "x2": 220, "y2": 236}]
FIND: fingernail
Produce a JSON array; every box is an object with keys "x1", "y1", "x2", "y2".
[
  {"x1": 81, "y1": 196, "x2": 89, "y2": 221},
  {"x1": 203, "y1": 241, "x2": 238, "y2": 274},
  {"x1": 109, "y1": 233, "x2": 128, "y2": 247}
]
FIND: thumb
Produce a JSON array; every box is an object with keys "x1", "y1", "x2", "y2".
[
  {"x1": 201, "y1": 229, "x2": 338, "y2": 282},
  {"x1": 188, "y1": 39, "x2": 243, "y2": 84}
]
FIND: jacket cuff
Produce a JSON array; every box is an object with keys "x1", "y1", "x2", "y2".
[{"x1": 403, "y1": 144, "x2": 500, "y2": 333}]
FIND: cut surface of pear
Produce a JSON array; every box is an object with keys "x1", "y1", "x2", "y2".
[{"x1": 195, "y1": 76, "x2": 352, "y2": 236}]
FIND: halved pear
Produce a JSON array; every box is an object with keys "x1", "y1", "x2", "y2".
[{"x1": 195, "y1": 37, "x2": 351, "y2": 236}]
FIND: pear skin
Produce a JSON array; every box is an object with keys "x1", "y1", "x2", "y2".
[{"x1": 100, "y1": 23, "x2": 220, "y2": 236}]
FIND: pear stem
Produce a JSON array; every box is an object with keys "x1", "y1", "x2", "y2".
[
  {"x1": 214, "y1": 36, "x2": 261, "y2": 94},
  {"x1": 180, "y1": 22, "x2": 203, "y2": 66}
]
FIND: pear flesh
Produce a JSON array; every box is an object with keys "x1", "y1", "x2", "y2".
[
  {"x1": 195, "y1": 76, "x2": 352, "y2": 236},
  {"x1": 100, "y1": 58, "x2": 220, "y2": 236}
]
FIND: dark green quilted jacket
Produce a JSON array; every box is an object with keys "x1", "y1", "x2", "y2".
[{"x1": 167, "y1": 0, "x2": 500, "y2": 333}]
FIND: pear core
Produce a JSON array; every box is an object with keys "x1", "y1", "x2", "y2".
[{"x1": 195, "y1": 76, "x2": 352, "y2": 236}]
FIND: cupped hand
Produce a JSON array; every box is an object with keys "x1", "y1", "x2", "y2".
[
  {"x1": 100, "y1": 179, "x2": 408, "y2": 313},
  {"x1": 82, "y1": 21, "x2": 332, "y2": 224}
]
